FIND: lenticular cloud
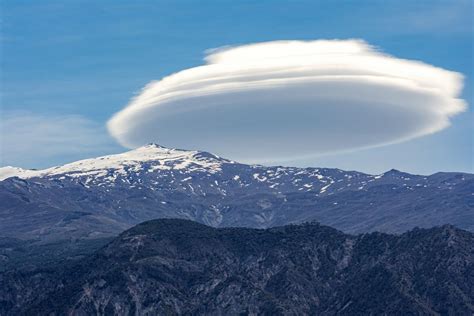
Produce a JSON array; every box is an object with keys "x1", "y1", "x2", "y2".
[{"x1": 107, "y1": 39, "x2": 466, "y2": 162}]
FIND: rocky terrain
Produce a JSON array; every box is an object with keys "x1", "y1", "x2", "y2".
[
  {"x1": 1, "y1": 144, "x2": 472, "y2": 245},
  {"x1": 1, "y1": 219, "x2": 473, "y2": 315}
]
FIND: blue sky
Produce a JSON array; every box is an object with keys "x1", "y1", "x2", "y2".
[{"x1": 1, "y1": 0, "x2": 472, "y2": 174}]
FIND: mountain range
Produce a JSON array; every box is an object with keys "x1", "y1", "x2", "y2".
[
  {"x1": 1, "y1": 143, "x2": 472, "y2": 245},
  {"x1": 1, "y1": 144, "x2": 473, "y2": 314},
  {"x1": 1, "y1": 219, "x2": 473, "y2": 315}
]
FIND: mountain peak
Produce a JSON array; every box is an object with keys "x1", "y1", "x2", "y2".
[
  {"x1": 383, "y1": 168, "x2": 413, "y2": 177},
  {"x1": 143, "y1": 143, "x2": 171, "y2": 149},
  {"x1": 135, "y1": 143, "x2": 181, "y2": 153},
  {"x1": 133, "y1": 143, "x2": 230, "y2": 163},
  {"x1": 0, "y1": 144, "x2": 227, "y2": 181},
  {"x1": 137, "y1": 143, "x2": 203, "y2": 156},
  {"x1": 122, "y1": 143, "x2": 190, "y2": 157}
]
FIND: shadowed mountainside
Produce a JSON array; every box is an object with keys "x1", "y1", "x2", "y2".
[{"x1": 1, "y1": 219, "x2": 473, "y2": 315}]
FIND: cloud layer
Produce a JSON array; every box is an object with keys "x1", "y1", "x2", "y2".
[
  {"x1": 1, "y1": 112, "x2": 121, "y2": 168},
  {"x1": 107, "y1": 39, "x2": 466, "y2": 163}
]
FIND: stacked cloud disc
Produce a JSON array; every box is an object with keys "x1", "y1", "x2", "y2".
[{"x1": 108, "y1": 39, "x2": 466, "y2": 162}]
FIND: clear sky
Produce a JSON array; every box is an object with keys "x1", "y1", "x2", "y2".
[{"x1": 1, "y1": 0, "x2": 472, "y2": 175}]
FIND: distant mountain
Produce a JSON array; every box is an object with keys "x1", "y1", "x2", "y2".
[
  {"x1": 1, "y1": 219, "x2": 473, "y2": 315},
  {"x1": 1, "y1": 144, "x2": 472, "y2": 245}
]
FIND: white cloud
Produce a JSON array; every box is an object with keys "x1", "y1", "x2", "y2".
[
  {"x1": 107, "y1": 39, "x2": 466, "y2": 163},
  {"x1": 1, "y1": 112, "x2": 121, "y2": 168}
]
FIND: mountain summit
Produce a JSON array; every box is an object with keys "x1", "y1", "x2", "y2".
[{"x1": 0, "y1": 143, "x2": 231, "y2": 182}]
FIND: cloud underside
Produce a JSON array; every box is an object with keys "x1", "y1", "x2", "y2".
[{"x1": 107, "y1": 39, "x2": 466, "y2": 162}]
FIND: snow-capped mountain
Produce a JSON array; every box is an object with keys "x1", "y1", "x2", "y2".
[
  {"x1": 0, "y1": 144, "x2": 472, "y2": 242},
  {"x1": 0, "y1": 144, "x2": 228, "y2": 181},
  {"x1": 0, "y1": 143, "x2": 451, "y2": 194}
]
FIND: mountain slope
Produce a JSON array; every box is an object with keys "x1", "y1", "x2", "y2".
[
  {"x1": 1, "y1": 219, "x2": 473, "y2": 315},
  {"x1": 0, "y1": 144, "x2": 472, "y2": 243}
]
